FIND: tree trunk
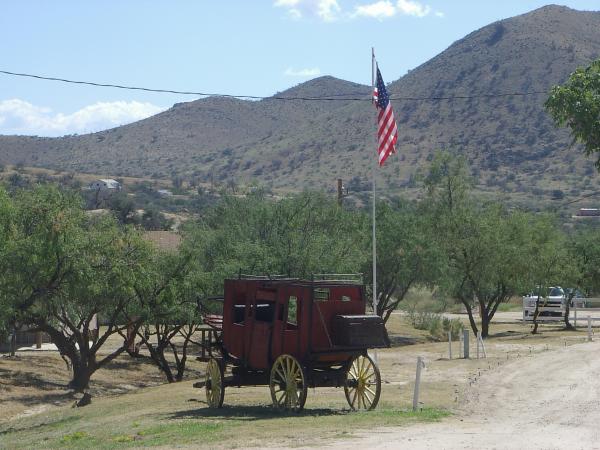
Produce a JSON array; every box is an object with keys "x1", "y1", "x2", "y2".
[
  {"x1": 10, "y1": 326, "x2": 17, "y2": 357},
  {"x1": 69, "y1": 361, "x2": 92, "y2": 392},
  {"x1": 564, "y1": 293, "x2": 575, "y2": 330},
  {"x1": 462, "y1": 300, "x2": 479, "y2": 336},
  {"x1": 481, "y1": 315, "x2": 489, "y2": 339}
]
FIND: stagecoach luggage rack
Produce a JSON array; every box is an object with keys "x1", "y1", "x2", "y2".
[
  {"x1": 332, "y1": 315, "x2": 390, "y2": 348},
  {"x1": 238, "y1": 273, "x2": 299, "y2": 281},
  {"x1": 311, "y1": 273, "x2": 363, "y2": 283},
  {"x1": 236, "y1": 273, "x2": 363, "y2": 283}
]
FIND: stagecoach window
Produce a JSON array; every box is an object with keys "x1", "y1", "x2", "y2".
[
  {"x1": 254, "y1": 302, "x2": 275, "y2": 323},
  {"x1": 287, "y1": 296, "x2": 298, "y2": 326},
  {"x1": 314, "y1": 288, "x2": 330, "y2": 301},
  {"x1": 233, "y1": 304, "x2": 245, "y2": 324},
  {"x1": 341, "y1": 295, "x2": 351, "y2": 302}
]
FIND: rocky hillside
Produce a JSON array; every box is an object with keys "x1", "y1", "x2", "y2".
[{"x1": 1, "y1": 5, "x2": 600, "y2": 204}]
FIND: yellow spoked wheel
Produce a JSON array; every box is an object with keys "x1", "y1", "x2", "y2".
[
  {"x1": 205, "y1": 358, "x2": 225, "y2": 408},
  {"x1": 270, "y1": 354, "x2": 308, "y2": 411},
  {"x1": 344, "y1": 354, "x2": 381, "y2": 410}
]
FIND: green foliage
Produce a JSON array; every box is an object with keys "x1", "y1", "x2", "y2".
[
  {"x1": 406, "y1": 308, "x2": 463, "y2": 340},
  {"x1": 195, "y1": 191, "x2": 365, "y2": 287},
  {"x1": 0, "y1": 184, "x2": 153, "y2": 389},
  {"x1": 423, "y1": 151, "x2": 556, "y2": 337},
  {"x1": 545, "y1": 59, "x2": 600, "y2": 169},
  {"x1": 364, "y1": 199, "x2": 444, "y2": 322},
  {"x1": 568, "y1": 226, "x2": 600, "y2": 296}
]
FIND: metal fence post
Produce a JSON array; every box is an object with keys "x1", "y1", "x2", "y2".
[
  {"x1": 588, "y1": 316, "x2": 592, "y2": 342},
  {"x1": 463, "y1": 329, "x2": 470, "y2": 359},
  {"x1": 448, "y1": 331, "x2": 452, "y2": 360}
]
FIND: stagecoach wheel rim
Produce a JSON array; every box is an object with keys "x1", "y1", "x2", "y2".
[
  {"x1": 344, "y1": 354, "x2": 381, "y2": 411},
  {"x1": 269, "y1": 354, "x2": 308, "y2": 411},
  {"x1": 205, "y1": 357, "x2": 225, "y2": 408}
]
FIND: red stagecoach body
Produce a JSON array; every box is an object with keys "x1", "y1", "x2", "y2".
[{"x1": 198, "y1": 275, "x2": 390, "y2": 411}]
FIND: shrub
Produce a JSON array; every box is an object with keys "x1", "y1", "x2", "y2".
[{"x1": 407, "y1": 311, "x2": 464, "y2": 340}]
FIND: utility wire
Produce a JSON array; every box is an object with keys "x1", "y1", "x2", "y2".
[
  {"x1": 0, "y1": 69, "x2": 550, "y2": 102},
  {"x1": 558, "y1": 190, "x2": 600, "y2": 206}
]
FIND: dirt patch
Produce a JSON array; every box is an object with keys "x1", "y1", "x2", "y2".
[
  {"x1": 323, "y1": 340, "x2": 600, "y2": 450},
  {"x1": 0, "y1": 353, "x2": 176, "y2": 422}
]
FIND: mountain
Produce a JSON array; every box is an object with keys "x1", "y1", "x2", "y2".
[{"x1": 1, "y1": 5, "x2": 600, "y2": 204}]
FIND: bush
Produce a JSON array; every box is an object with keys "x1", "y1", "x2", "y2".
[
  {"x1": 407, "y1": 311, "x2": 464, "y2": 340},
  {"x1": 442, "y1": 317, "x2": 464, "y2": 340}
]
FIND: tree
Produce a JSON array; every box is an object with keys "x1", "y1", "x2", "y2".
[
  {"x1": 562, "y1": 227, "x2": 600, "y2": 329},
  {"x1": 545, "y1": 59, "x2": 600, "y2": 169},
  {"x1": 524, "y1": 215, "x2": 572, "y2": 334},
  {"x1": 200, "y1": 192, "x2": 365, "y2": 281},
  {"x1": 129, "y1": 238, "x2": 205, "y2": 383},
  {"x1": 364, "y1": 200, "x2": 443, "y2": 323},
  {"x1": 1, "y1": 185, "x2": 151, "y2": 392},
  {"x1": 424, "y1": 152, "x2": 533, "y2": 337}
]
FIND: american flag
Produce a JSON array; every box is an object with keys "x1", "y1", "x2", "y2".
[{"x1": 373, "y1": 65, "x2": 398, "y2": 166}]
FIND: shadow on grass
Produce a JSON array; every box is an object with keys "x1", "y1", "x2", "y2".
[
  {"x1": 0, "y1": 367, "x2": 68, "y2": 391},
  {"x1": 167, "y1": 404, "x2": 349, "y2": 421}
]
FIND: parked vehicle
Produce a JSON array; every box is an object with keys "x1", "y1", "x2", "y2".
[
  {"x1": 522, "y1": 286, "x2": 585, "y2": 321},
  {"x1": 195, "y1": 274, "x2": 390, "y2": 411}
]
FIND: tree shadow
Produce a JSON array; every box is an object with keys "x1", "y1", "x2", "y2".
[
  {"x1": 167, "y1": 403, "x2": 350, "y2": 421},
  {"x1": 2, "y1": 390, "x2": 75, "y2": 408},
  {"x1": 0, "y1": 367, "x2": 68, "y2": 391}
]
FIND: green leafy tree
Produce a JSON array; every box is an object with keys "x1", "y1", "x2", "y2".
[
  {"x1": 425, "y1": 152, "x2": 534, "y2": 337},
  {"x1": 130, "y1": 238, "x2": 205, "y2": 383},
  {"x1": 364, "y1": 200, "x2": 443, "y2": 323},
  {"x1": 1, "y1": 185, "x2": 152, "y2": 392},
  {"x1": 545, "y1": 59, "x2": 600, "y2": 169},
  {"x1": 199, "y1": 192, "x2": 365, "y2": 282},
  {"x1": 562, "y1": 227, "x2": 600, "y2": 329},
  {"x1": 523, "y1": 214, "x2": 573, "y2": 334}
]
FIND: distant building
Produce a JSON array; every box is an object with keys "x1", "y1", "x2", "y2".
[
  {"x1": 89, "y1": 179, "x2": 122, "y2": 191},
  {"x1": 576, "y1": 208, "x2": 600, "y2": 217},
  {"x1": 157, "y1": 189, "x2": 173, "y2": 197}
]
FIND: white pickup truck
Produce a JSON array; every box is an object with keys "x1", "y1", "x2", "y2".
[{"x1": 522, "y1": 287, "x2": 585, "y2": 322}]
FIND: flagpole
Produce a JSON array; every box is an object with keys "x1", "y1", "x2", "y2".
[{"x1": 371, "y1": 47, "x2": 378, "y2": 316}]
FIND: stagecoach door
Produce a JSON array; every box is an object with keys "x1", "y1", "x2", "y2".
[
  {"x1": 271, "y1": 285, "x2": 303, "y2": 361},
  {"x1": 245, "y1": 287, "x2": 277, "y2": 370}
]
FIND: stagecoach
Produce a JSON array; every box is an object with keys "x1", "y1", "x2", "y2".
[{"x1": 196, "y1": 275, "x2": 390, "y2": 411}]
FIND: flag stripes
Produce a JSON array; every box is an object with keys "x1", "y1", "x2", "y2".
[{"x1": 374, "y1": 64, "x2": 398, "y2": 166}]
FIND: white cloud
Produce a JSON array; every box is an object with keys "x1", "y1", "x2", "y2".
[
  {"x1": 0, "y1": 99, "x2": 165, "y2": 137},
  {"x1": 284, "y1": 67, "x2": 322, "y2": 77},
  {"x1": 434, "y1": 10, "x2": 444, "y2": 18},
  {"x1": 396, "y1": 0, "x2": 430, "y2": 17},
  {"x1": 352, "y1": 0, "x2": 435, "y2": 20},
  {"x1": 274, "y1": 0, "x2": 341, "y2": 22},
  {"x1": 353, "y1": 1, "x2": 396, "y2": 20}
]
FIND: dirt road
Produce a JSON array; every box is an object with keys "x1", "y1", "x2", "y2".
[{"x1": 326, "y1": 341, "x2": 600, "y2": 450}]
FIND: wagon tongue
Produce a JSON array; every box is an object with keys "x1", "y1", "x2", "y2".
[{"x1": 331, "y1": 315, "x2": 390, "y2": 349}]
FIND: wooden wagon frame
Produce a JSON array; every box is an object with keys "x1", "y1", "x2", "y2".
[{"x1": 196, "y1": 274, "x2": 389, "y2": 411}]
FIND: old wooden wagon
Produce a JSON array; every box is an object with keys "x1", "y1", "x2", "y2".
[{"x1": 197, "y1": 275, "x2": 389, "y2": 411}]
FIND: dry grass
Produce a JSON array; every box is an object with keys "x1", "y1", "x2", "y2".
[{"x1": 1, "y1": 313, "x2": 596, "y2": 448}]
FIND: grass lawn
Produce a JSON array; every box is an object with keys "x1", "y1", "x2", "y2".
[{"x1": 2, "y1": 312, "x2": 595, "y2": 449}]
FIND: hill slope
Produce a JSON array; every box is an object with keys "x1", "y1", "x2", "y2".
[{"x1": 1, "y1": 5, "x2": 600, "y2": 202}]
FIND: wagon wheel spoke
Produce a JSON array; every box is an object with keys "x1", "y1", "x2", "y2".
[
  {"x1": 270, "y1": 355, "x2": 307, "y2": 411},
  {"x1": 344, "y1": 355, "x2": 381, "y2": 411},
  {"x1": 205, "y1": 358, "x2": 225, "y2": 408},
  {"x1": 350, "y1": 387, "x2": 359, "y2": 407}
]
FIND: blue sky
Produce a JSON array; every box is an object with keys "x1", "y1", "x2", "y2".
[{"x1": 0, "y1": 0, "x2": 598, "y2": 136}]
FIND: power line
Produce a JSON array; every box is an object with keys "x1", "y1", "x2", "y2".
[
  {"x1": 0, "y1": 69, "x2": 550, "y2": 102},
  {"x1": 559, "y1": 190, "x2": 600, "y2": 206}
]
